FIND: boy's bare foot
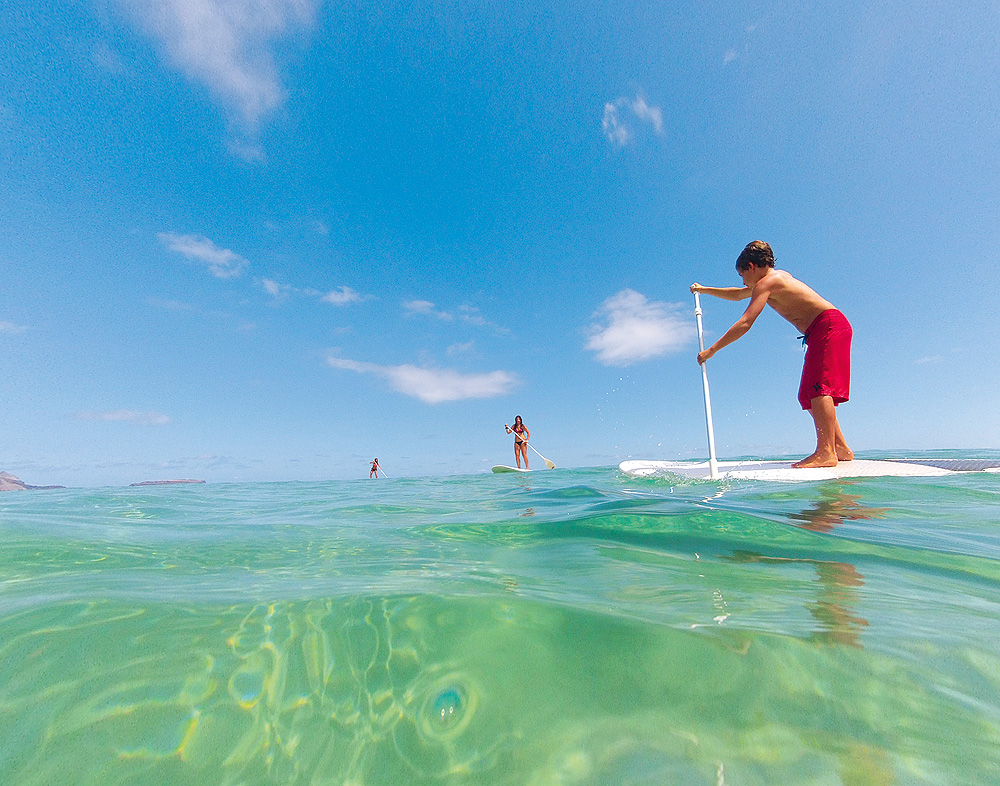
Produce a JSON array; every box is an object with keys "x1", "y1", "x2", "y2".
[
  {"x1": 837, "y1": 448, "x2": 854, "y2": 462},
  {"x1": 792, "y1": 452, "x2": 838, "y2": 469}
]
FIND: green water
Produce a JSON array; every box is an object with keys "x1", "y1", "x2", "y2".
[{"x1": 1, "y1": 462, "x2": 999, "y2": 784}]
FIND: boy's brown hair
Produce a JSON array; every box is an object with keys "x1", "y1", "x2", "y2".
[{"x1": 736, "y1": 240, "x2": 775, "y2": 271}]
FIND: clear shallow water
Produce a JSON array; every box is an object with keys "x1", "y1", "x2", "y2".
[{"x1": 2, "y1": 457, "x2": 1000, "y2": 785}]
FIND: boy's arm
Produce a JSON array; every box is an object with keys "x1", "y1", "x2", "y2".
[
  {"x1": 690, "y1": 283, "x2": 751, "y2": 301},
  {"x1": 697, "y1": 286, "x2": 770, "y2": 364}
]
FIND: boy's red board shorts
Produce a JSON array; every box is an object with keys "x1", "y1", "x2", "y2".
[{"x1": 798, "y1": 309, "x2": 852, "y2": 410}]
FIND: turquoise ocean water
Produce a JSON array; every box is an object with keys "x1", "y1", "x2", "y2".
[{"x1": 2, "y1": 453, "x2": 999, "y2": 785}]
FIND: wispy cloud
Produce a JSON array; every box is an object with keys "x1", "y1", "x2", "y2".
[
  {"x1": 92, "y1": 41, "x2": 127, "y2": 75},
  {"x1": 327, "y1": 355, "x2": 519, "y2": 404},
  {"x1": 159, "y1": 232, "x2": 248, "y2": 279},
  {"x1": 630, "y1": 97, "x2": 664, "y2": 134},
  {"x1": 724, "y1": 24, "x2": 758, "y2": 66},
  {"x1": 119, "y1": 0, "x2": 317, "y2": 155},
  {"x1": 0, "y1": 320, "x2": 28, "y2": 334},
  {"x1": 456, "y1": 305, "x2": 490, "y2": 328},
  {"x1": 585, "y1": 289, "x2": 695, "y2": 366},
  {"x1": 261, "y1": 278, "x2": 287, "y2": 297},
  {"x1": 321, "y1": 286, "x2": 365, "y2": 306},
  {"x1": 148, "y1": 298, "x2": 197, "y2": 311},
  {"x1": 603, "y1": 95, "x2": 665, "y2": 146},
  {"x1": 602, "y1": 103, "x2": 630, "y2": 145},
  {"x1": 261, "y1": 278, "x2": 368, "y2": 306},
  {"x1": 403, "y1": 300, "x2": 455, "y2": 321},
  {"x1": 76, "y1": 410, "x2": 172, "y2": 426},
  {"x1": 403, "y1": 300, "x2": 508, "y2": 333}
]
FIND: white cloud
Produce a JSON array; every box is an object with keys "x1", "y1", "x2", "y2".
[
  {"x1": 261, "y1": 278, "x2": 368, "y2": 305},
  {"x1": 76, "y1": 410, "x2": 172, "y2": 426},
  {"x1": 724, "y1": 24, "x2": 757, "y2": 66},
  {"x1": 403, "y1": 301, "x2": 508, "y2": 334},
  {"x1": 92, "y1": 41, "x2": 127, "y2": 75},
  {"x1": 149, "y1": 298, "x2": 197, "y2": 311},
  {"x1": 158, "y1": 232, "x2": 249, "y2": 279},
  {"x1": 585, "y1": 289, "x2": 696, "y2": 366},
  {"x1": 630, "y1": 97, "x2": 663, "y2": 135},
  {"x1": 227, "y1": 137, "x2": 266, "y2": 162},
  {"x1": 602, "y1": 95, "x2": 665, "y2": 146},
  {"x1": 460, "y1": 306, "x2": 509, "y2": 335},
  {"x1": 0, "y1": 320, "x2": 28, "y2": 334},
  {"x1": 327, "y1": 356, "x2": 519, "y2": 404},
  {"x1": 447, "y1": 340, "x2": 475, "y2": 357},
  {"x1": 457, "y1": 305, "x2": 488, "y2": 327},
  {"x1": 403, "y1": 300, "x2": 455, "y2": 321},
  {"x1": 261, "y1": 277, "x2": 285, "y2": 297},
  {"x1": 120, "y1": 0, "x2": 316, "y2": 132},
  {"x1": 321, "y1": 286, "x2": 364, "y2": 306},
  {"x1": 602, "y1": 103, "x2": 630, "y2": 145}
]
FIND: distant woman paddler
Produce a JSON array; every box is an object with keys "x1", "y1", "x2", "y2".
[
  {"x1": 505, "y1": 416, "x2": 530, "y2": 469},
  {"x1": 370, "y1": 458, "x2": 380, "y2": 478}
]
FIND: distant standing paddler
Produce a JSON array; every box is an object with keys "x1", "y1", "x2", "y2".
[
  {"x1": 505, "y1": 416, "x2": 531, "y2": 469},
  {"x1": 370, "y1": 458, "x2": 381, "y2": 478}
]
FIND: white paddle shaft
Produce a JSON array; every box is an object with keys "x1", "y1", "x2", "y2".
[
  {"x1": 694, "y1": 293, "x2": 720, "y2": 479},
  {"x1": 524, "y1": 440, "x2": 556, "y2": 469}
]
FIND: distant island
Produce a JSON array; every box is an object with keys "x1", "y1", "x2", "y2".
[
  {"x1": 129, "y1": 479, "x2": 206, "y2": 486},
  {"x1": 0, "y1": 472, "x2": 66, "y2": 491},
  {"x1": 1, "y1": 471, "x2": 206, "y2": 491}
]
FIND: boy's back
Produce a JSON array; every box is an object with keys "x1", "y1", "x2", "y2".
[{"x1": 754, "y1": 270, "x2": 836, "y2": 333}]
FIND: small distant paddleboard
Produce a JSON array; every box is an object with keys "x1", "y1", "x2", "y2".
[
  {"x1": 492, "y1": 465, "x2": 532, "y2": 473},
  {"x1": 619, "y1": 458, "x2": 1000, "y2": 482}
]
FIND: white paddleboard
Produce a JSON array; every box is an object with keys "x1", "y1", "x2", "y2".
[
  {"x1": 619, "y1": 458, "x2": 1000, "y2": 482},
  {"x1": 492, "y1": 465, "x2": 532, "y2": 473}
]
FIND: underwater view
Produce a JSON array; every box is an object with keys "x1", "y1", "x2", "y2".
[{"x1": 2, "y1": 457, "x2": 999, "y2": 785}]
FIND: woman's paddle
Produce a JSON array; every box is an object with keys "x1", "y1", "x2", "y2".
[{"x1": 523, "y1": 441, "x2": 556, "y2": 469}]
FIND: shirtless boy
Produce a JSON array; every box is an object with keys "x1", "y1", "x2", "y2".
[{"x1": 690, "y1": 241, "x2": 853, "y2": 469}]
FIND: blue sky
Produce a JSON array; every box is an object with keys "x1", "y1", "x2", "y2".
[{"x1": 2, "y1": 0, "x2": 998, "y2": 485}]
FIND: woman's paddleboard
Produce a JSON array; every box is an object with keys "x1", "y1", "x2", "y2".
[{"x1": 492, "y1": 465, "x2": 531, "y2": 473}]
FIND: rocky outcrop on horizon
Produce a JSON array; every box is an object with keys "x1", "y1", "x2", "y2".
[
  {"x1": 0, "y1": 472, "x2": 66, "y2": 491},
  {"x1": 1, "y1": 471, "x2": 208, "y2": 490}
]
